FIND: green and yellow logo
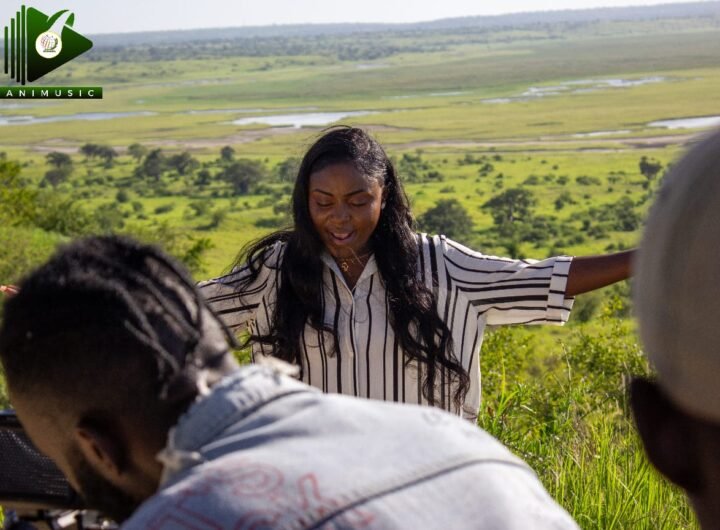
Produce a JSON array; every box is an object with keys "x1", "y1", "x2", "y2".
[{"x1": 2, "y1": 5, "x2": 101, "y2": 98}]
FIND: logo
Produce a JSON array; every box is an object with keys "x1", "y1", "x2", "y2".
[
  {"x1": 36, "y1": 31, "x2": 62, "y2": 59},
  {"x1": 1, "y1": 5, "x2": 100, "y2": 98}
]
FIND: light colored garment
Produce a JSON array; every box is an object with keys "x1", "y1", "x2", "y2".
[
  {"x1": 124, "y1": 365, "x2": 579, "y2": 530},
  {"x1": 200, "y1": 234, "x2": 574, "y2": 420}
]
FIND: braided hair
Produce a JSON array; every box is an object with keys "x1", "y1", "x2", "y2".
[{"x1": 0, "y1": 235, "x2": 235, "y2": 429}]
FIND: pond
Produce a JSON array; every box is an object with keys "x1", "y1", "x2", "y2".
[
  {"x1": 231, "y1": 111, "x2": 375, "y2": 128},
  {"x1": 648, "y1": 115, "x2": 720, "y2": 130},
  {"x1": 0, "y1": 111, "x2": 157, "y2": 126},
  {"x1": 383, "y1": 91, "x2": 468, "y2": 100},
  {"x1": 482, "y1": 77, "x2": 667, "y2": 104},
  {"x1": 572, "y1": 130, "x2": 631, "y2": 138},
  {"x1": 185, "y1": 106, "x2": 318, "y2": 115}
]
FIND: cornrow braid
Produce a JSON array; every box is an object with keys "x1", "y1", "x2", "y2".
[{"x1": 0, "y1": 235, "x2": 236, "y2": 419}]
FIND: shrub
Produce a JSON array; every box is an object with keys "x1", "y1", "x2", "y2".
[
  {"x1": 576, "y1": 175, "x2": 602, "y2": 186},
  {"x1": 154, "y1": 203, "x2": 175, "y2": 215},
  {"x1": 418, "y1": 199, "x2": 474, "y2": 241}
]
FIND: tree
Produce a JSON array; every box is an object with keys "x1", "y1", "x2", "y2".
[
  {"x1": 97, "y1": 145, "x2": 118, "y2": 168},
  {"x1": 79, "y1": 144, "x2": 116, "y2": 167},
  {"x1": 222, "y1": 159, "x2": 267, "y2": 195},
  {"x1": 0, "y1": 156, "x2": 35, "y2": 226},
  {"x1": 42, "y1": 168, "x2": 69, "y2": 187},
  {"x1": 80, "y1": 143, "x2": 101, "y2": 160},
  {"x1": 639, "y1": 156, "x2": 663, "y2": 181},
  {"x1": 195, "y1": 169, "x2": 212, "y2": 186},
  {"x1": 482, "y1": 188, "x2": 536, "y2": 232},
  {"x1": 275, "y1": 157, "x2": 300, "y2": 182},
  {"x1": 220, "y1": 145, "x2": 235, "y2": 162},
  {"x1": 128, "y1": 143, "x2": 148, "y2": 162},
  {"x1": 44, "y1": 151, "x2": 73, "y2": 187},
  {"x1": 417, "y1": 199, "x2": 474, "y2": 241},
  {"x1": 136, "y1": 149, "x2": 166, "y2": 181},
  {"x1": 46, "y1": 151, "x2": 73, "y2": 170},
  {"x1": 168, "y1": 151, "x2": 199, "y2": 176},
  {"x1": 0, "y1": 153, "x2": 98, "y2": 237}
]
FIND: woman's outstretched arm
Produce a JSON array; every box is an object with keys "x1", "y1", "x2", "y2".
[
  {"x1": 0, "y1": 285, "x2": 19, "y2": 297},
  {"x1": 565, "y1": 249, "x2": 634, "y2": 297}
]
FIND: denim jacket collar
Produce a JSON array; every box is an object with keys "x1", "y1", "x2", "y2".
[{"x1": 156, "y1": 365, "x2": 313, "y2": 486}]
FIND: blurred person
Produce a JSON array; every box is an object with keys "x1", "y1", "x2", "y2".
[
  {"x1": 633, "y1": 128, "x2": 720, "y2": 529},
  {"x1": 0, "y1": 236, "x2": 579, "y2": 529}
]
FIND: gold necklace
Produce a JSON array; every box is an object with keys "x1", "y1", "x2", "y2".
[{"x1": 336, "y1": 251, "x2": 372, "y2": 272}]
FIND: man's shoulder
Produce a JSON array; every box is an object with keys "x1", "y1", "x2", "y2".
[
  {"x1": 125, "y1": 445, "x2": 577, "y2": 530},
  {"x1": 125, "y1": 371, "x2": 578, "y2": 529}
]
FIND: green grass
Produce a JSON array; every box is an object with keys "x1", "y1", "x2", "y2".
[{"x1": 479, "y1": 312, "x2": 697, "y2": 529}]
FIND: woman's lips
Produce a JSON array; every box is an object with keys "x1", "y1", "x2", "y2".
[{"x1": 329, "y1": 230, "x2": 355, "y2": 244}]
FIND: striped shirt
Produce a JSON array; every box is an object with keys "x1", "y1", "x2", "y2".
[{"x1": 199, "y1": 234, "x2": 574, "y2": 420}]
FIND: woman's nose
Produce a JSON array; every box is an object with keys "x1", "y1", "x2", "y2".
[{"x1": 331, "y1": 203, "x2": 350, "y2": 221}]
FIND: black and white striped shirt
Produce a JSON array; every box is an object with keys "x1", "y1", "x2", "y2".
[{"x1": 199, "y1": 234, "x2": 574, "y2": 420}]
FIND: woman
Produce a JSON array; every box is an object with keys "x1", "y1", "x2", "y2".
[{"x1": 199, "y1": 127, "x2": 632, "y2": 421}]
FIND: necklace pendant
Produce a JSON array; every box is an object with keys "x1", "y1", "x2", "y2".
[{"x1": 340, "y1": 261, "x2": 349, "y2": 272}]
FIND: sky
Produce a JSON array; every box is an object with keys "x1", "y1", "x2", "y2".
[{"x1": 0, "y1": 0, "x2": 714, "y2": 34}]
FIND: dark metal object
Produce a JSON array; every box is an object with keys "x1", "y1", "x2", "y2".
[{"x1": 0, "y1": 410, "x2": 83, "y2": 510}]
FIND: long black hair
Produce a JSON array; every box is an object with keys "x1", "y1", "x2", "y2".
[{"x1": 235, "y1": 126, "x2": 469, "y2": 409}]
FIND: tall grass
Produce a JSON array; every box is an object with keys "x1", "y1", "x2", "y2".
[{"x1": 479, "y1": 299, "x2": 697, "y2": 529}]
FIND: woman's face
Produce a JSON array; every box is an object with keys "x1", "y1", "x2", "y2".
[{"x1": 308, "y1": 162, "x2": 384, "y2": 259}]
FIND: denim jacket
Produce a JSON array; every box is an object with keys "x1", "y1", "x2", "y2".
[{"x1": 123, "y1": 365, "x2": 578, "y2": 529}]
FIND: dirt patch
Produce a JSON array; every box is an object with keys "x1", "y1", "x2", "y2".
[
  {"x1": 17, "y1": 124, "x2": 417, "y2": 154},
  {"x1": 392, "y1": 132, "x2": 699, "y2": 151},
  {"x1": 13, "y1": 129, "x2": 702, "y2": 155}
]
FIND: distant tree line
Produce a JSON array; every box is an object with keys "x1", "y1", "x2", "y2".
[{"x1": 86, "y1": 33, "x2": 443, "y2": 63}]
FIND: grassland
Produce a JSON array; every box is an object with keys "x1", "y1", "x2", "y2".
[{"x1": 2, "y1": 10, "x2": 719, "y2": 528}]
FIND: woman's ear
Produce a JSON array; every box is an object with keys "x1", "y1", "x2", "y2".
[
  {"x1": 630, "y1": 377, "x2": 703, "y2": 492},
  {"x1": 73, "y1": 417, "x2": 128, "y2": 481}
]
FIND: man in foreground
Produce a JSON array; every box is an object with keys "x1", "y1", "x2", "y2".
[
  {"x1": 0, "y1": 236, "x2": 578, "y2": 529},
  {"x1": 633, "y1": 128, "x2": 720, "y2": 529}
]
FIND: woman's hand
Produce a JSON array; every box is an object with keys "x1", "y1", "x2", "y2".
[{"x1": 0, "y1": 285, "x2": 19, "y2": 297}]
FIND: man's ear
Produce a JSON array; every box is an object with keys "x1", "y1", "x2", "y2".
[
  {"x1": 630, "y1": 377, "x2": 703, "y2": 492},
  {"x1": 73, "y1": 417, "x2": 128, "y2": 480}
]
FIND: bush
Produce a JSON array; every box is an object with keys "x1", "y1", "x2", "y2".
[
  {"x1": 554, "y1": 191, "x2": 576, "y2": 211},
  {"x1": 94, "y1": 203, "x2": 125, "y2": 232},
  {"x1": 116, "y1": 190, "x2": 130, "y2": 203},
  {"x1": 576, "y1": 175, "x2": 602, "y2": 186},
  {"x1": 418, "y1": 199, "x2": 474, "y2": 241},
  {"x1": 222, "y1": 159, "x2": 268, "y2": 195},
  {"x1": 154, "y1": 203, "x2": 175, "y2": 215},
  {"x1": 187, "y1": 200, "x2": 211, "y2": 218},
  {"x1": 207, "y1": 208, "x2": 228, "y2": 230}
]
